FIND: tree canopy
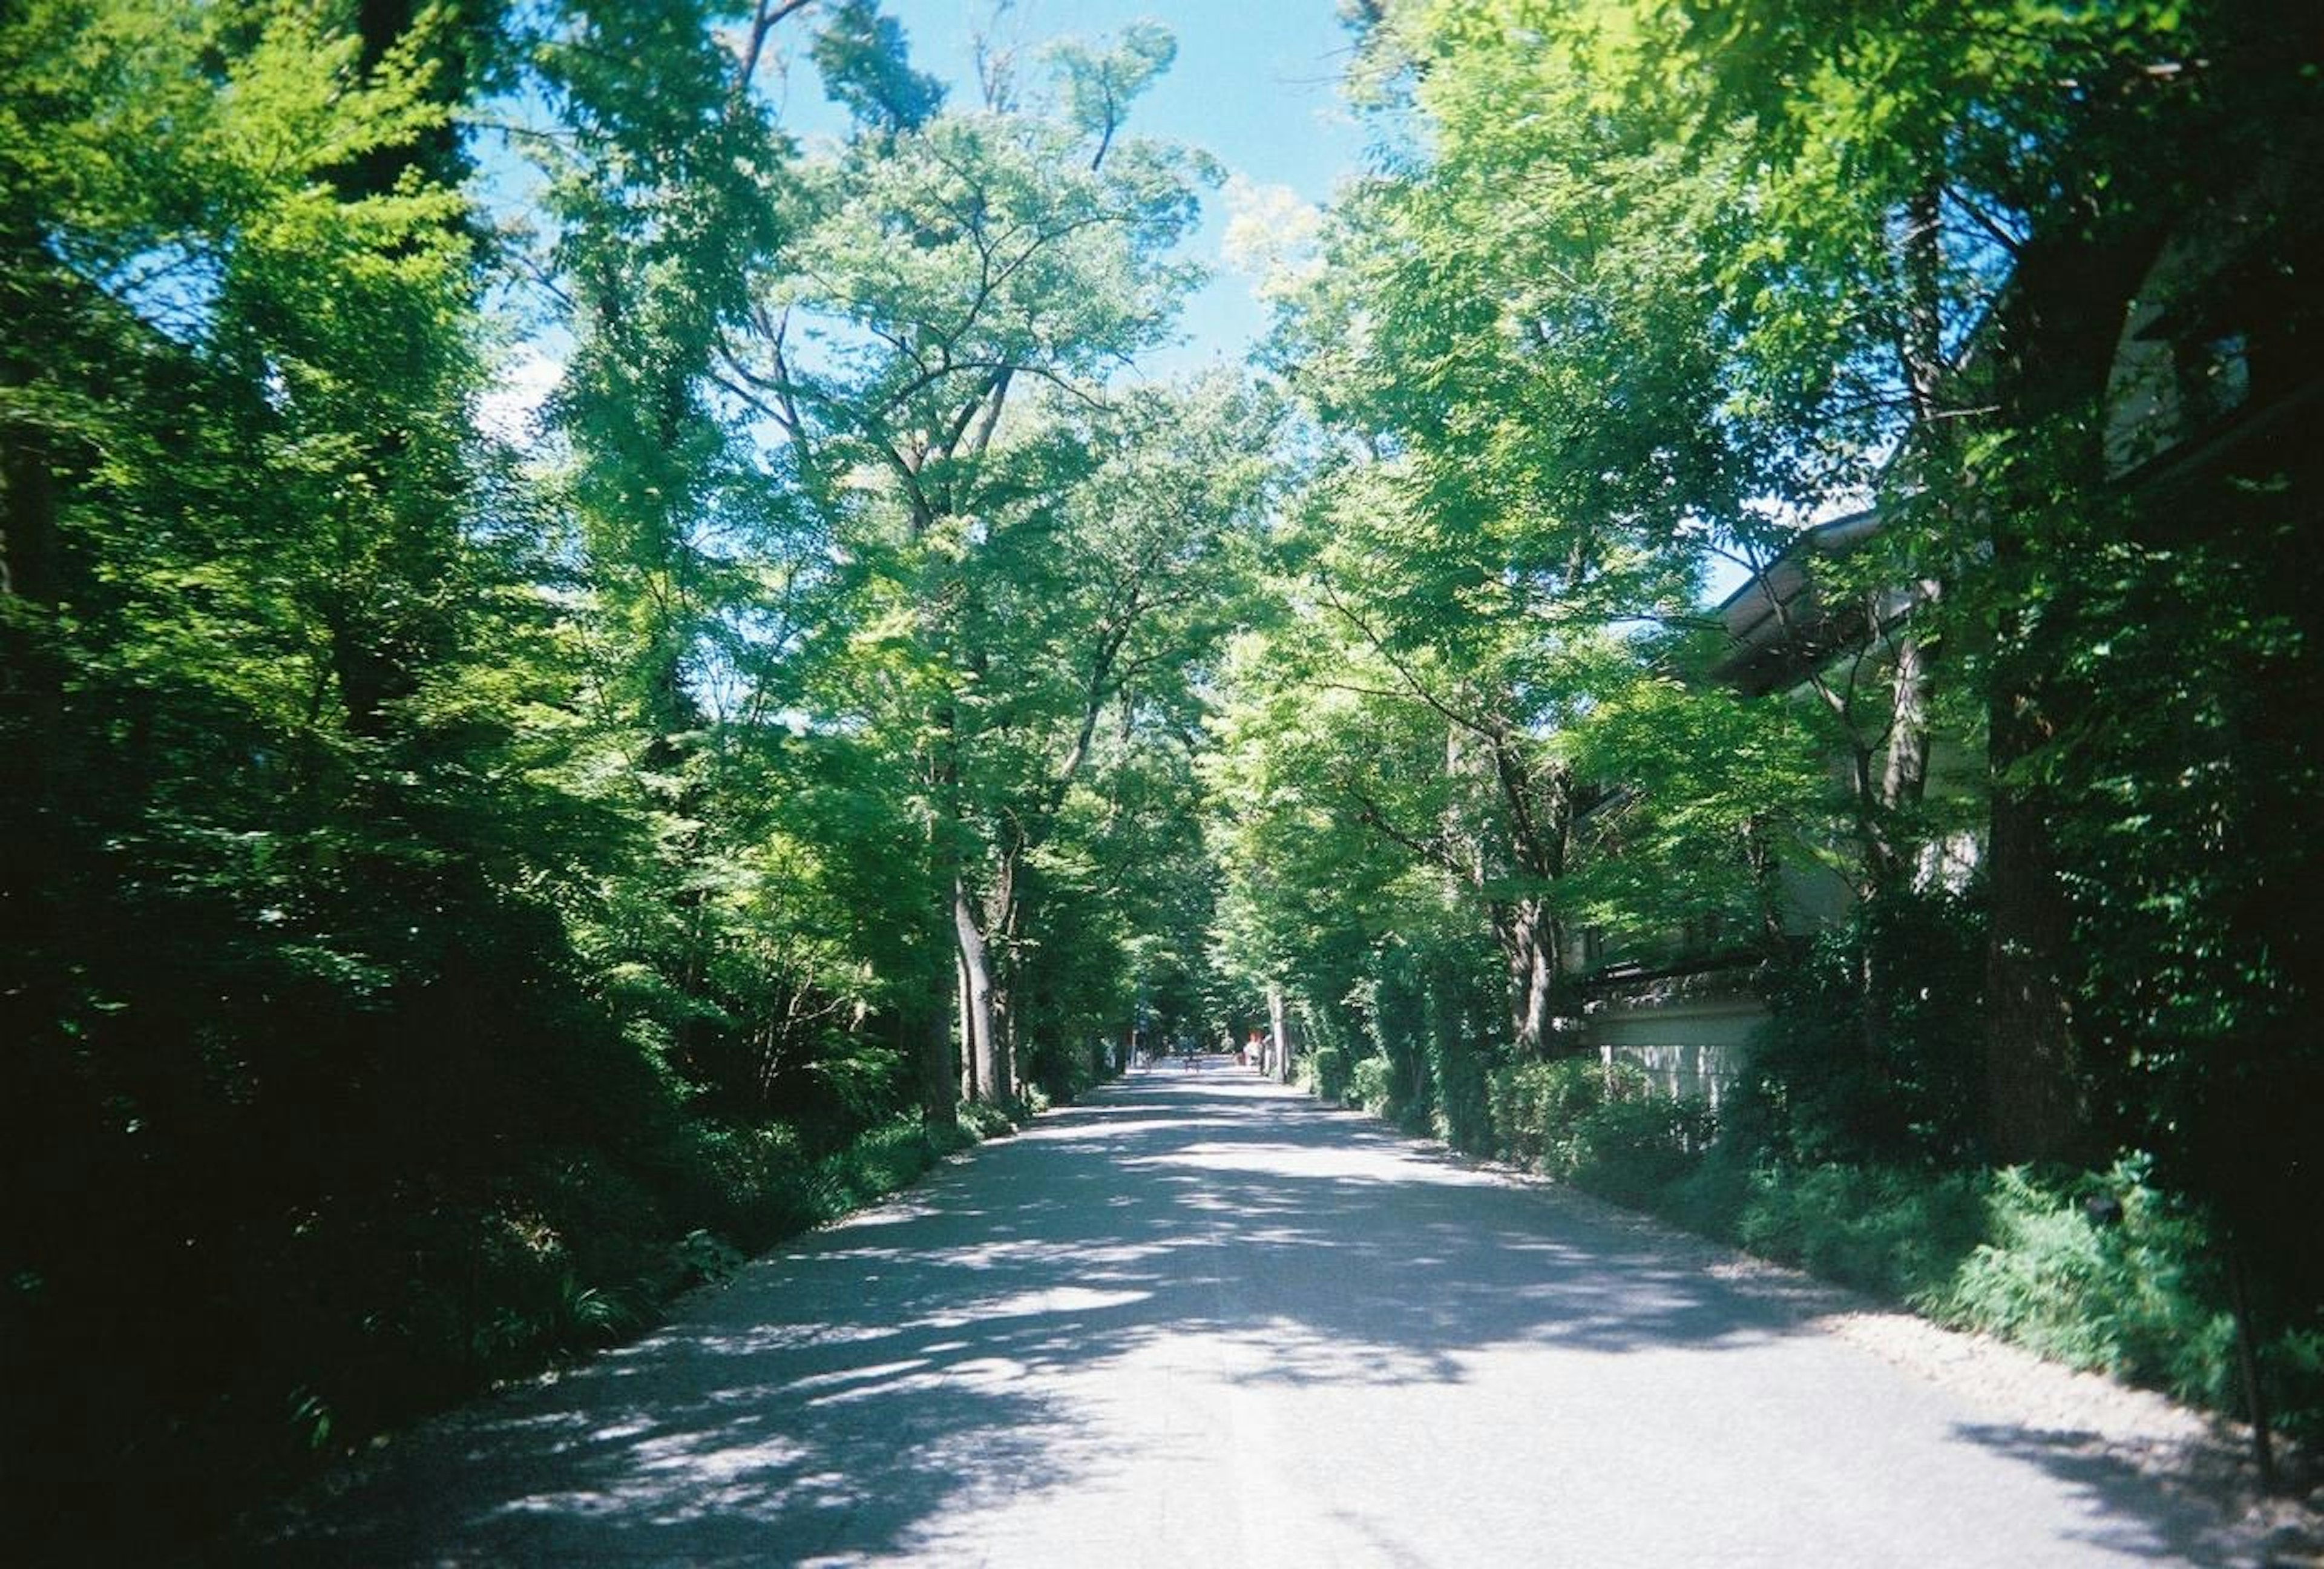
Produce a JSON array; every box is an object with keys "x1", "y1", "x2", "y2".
[{"x1": 3, "y1": 0, "x2": 2318, "y2": 1549}]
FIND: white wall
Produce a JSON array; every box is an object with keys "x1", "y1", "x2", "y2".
[{"x1": 1586, "y1": 995, "x2": 1767, "y2": 1110}]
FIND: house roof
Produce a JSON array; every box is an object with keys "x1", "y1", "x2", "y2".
[{"x1": 1708, "y1": 510, "x2": 1891, "y2": 697}]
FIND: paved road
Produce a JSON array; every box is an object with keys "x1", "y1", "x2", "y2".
[{"x1": 258, "y1": 1067, "x2": 2253, "y2": 1567}]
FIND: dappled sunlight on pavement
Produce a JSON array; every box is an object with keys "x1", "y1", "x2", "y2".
[{"x1": 252, "y1": 1067, "x2": 2260, "y2": 1567}]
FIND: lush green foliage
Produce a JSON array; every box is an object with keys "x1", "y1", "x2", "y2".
[
  {"x1": 1486, "y1": 1058, "x2": 1715, "y2": 1199},
  {"x1": 1740, "y1": 885, "x2": 1989, "y2": 1165},
  {"x1": 1301, "y1": 1045, "x2": 1352, "y2": 1103},
  {"x1": 0, "y1": 0, "x2": 1261, "y2": 1551},
  {"x1": 1244, "y1": 0, "x2": 2322, "y2": 1469},
  {"x1": 3, "y1": 0, "x2": 2318, "y2": 1549}
]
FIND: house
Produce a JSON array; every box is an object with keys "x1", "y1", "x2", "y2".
[
  {"x1": 1578, "y1": 189, "x2": 2324, "y2": 1112},
  {"x1": 1578, "y1": 509, "x2": 1951, "y2": 1108}
]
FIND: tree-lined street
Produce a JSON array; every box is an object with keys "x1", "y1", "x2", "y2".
[
  {"x1": 7, "y1": 1, "x2": 2319, "y2": 1554},
  {"x1": 258, "y1": 1069, "x2": 2261, "y2": 1567}
]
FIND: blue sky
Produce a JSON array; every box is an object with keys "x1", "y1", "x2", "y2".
[
  {"x1": 771, "y1": 1, "x2": 1370, "y2": 372},
  {"x1": 480, "y1": 4, "x2": 1367, "y2": 433}
]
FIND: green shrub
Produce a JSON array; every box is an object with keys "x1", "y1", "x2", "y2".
[
  {"x1": 1932, "y1": 1156, "x2": 2236, "y2": 1407},
  {"x1": 668, "y1": 1228, "x2": 749, "y2": 1290},
  {"x1": 1488, "y1": 1056, "x2": 1601, "y2": 1168},
  {"x1": 1430, "y1": 1027, "x2": 1494, "y2": 1154},
  {"x1": 1308, "y1": 992, "x2": 2324, "y2": 1447},
  {"x1": 522, "y1": 1150, "x2": 670, "y2": 1286},
  {"x1": 1730, "y1": 1160, "x2": 1987, "y2": 1302},
  {"x1": 1302, "y1": 1045, "x2": 1351, "y2": 1101},
  {"x1": 655, "y1": 1120, "x2": 819, "y2": 1250},
  {"x1": 1570, "y1": 1094, "x2": 1718, "y2": 1204},
  {"x1": 1693, "y1": 1148, "x2": 2324, "y2": 1441},
  {"x1": 811, "y1": 1117, "x2": 956, "y2": 1216},
  {"x1": 957, "y1": 1100, "x2": 1018, "y2": 1140},
  {"x1": 547, "y1": 1275, "x2": 642, "y2": 1354},
  {"x1": 1488, "y1": 1055, "x2": 1695, "y2": 1177},
  {"x1": 1377, "y1": 1037, "x2": 2320, "y2": 1448},
  {"x1": 1745, "y1": 886, "x2": 1987, "y2": 1165},
  {"x1": 2271, "y1": 1327, "x2": 2324, "y2": 1448}
]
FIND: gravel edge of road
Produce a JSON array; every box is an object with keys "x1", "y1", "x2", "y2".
[{"x1": 1296, "y1": 1091, "x2": 2322, "y2": 1568}]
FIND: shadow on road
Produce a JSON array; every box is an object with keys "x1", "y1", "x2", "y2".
[
  {"x1": 252, "y1": 1069, "x2": 2238, "y2": 1565},
  {"x1": 1946, "y1": 1423, "x2": 2272, "y2": 1566}
]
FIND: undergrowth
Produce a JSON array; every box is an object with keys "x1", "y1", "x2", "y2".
[{"x1": 5, "y1": 1099, "x2": 1012, "y2": 1565}]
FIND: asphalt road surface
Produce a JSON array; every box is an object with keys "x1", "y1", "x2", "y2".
[{"x1": 257, "y1": 1065, "x2": 2255, "y2": 1567}]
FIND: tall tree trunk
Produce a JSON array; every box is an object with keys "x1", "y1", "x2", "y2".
[
  {"x1": 917, "y1": 988, "x2": 956, "y2": 1126},
  {"x1": 1882, "y1": 631, "x2": 1933, "y2": 817},
  {"x1": 956, "y1": 947, "x2": 979, "y2": 1102},
  {"x1": 1852, "y1": 729, "x2": 1903, "y2": 1098},
  {"x1": 990, "y1": 847, "x2": 1022, "y2": 1099},
  {"x1": 954, "y1": 876, "x2": 1006, "y2": 1104},
  {"x1": 1743, "y1": 814, "x2": 1789, "y2": 950},
  {"x1": 1981, "y1": 650, "x2": 2085, "y2": 1162},
  {"x1": 1885, "y1": 174, "x2": 1943, "y2": 838},
  {"x1": 922, "y1": 734, "x2": 965, "y2": 1123},
  {"x1": 2224, "y1": 1242, "x2": 2279, "y2": 1492},
  {"x1": 1845, "y1": 172, "x2": 1949, "y2": 1116},
  {"x1": 1856, "y1": 625, "x2": 1932, "y2": 1101},
  {"x1": 1267, "y1": 981, "x2": 1293, "y2": 1084},
  {"x1": 1978, "y1": 225, "x2": 2168, "y2": 1162},
  {"x1": 1498, "y1": 898, "x2": 1561, "y2": 1058},
  {"x1": 0, "y1": 400, "x2": 57, "y2": 612},
  {"x1": 0, "y1": 384, "x2": 58, "y2": 688},
  {"x1": 1484, "y1": 742, "x2": 1572, "y2": 1058}
]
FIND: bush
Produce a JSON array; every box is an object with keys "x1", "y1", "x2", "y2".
[
  {"x1": 653, "y1": 1120, "x2": 819, "y2": 1252},
  {"x1": 1932, "y1": 1156, "x2": 2237, "y2": 1408},
  {"x1": 1696, "y1": 1148, "x2": 2324, "y2": 1443},
  {"x1": 1349, "y1": 1053, "x2": 1395, "y2": 1113},
  {"x1": 1570, "y1": 1094, "x2": 1718, "y2": 1204},
  {"x1": 957, "y1": 1100, "x2": 1019, "y2": 1141},
  {"x1": 2272, "y1": 1328, "x2": 2324, "y2": 1449},
  {"x1": 1302, "y1": 1045, "x2": 1351, "y2": 1101},
  {"x1": 1746, "y1": 886, "x2": 1987, "y2": 1165},
  {"x1": 1486, "y1": 1055, "x2": 1710, "y2": 1181},
  {"x1": 1429, "y1": 1027, "x2": 1494, "y2": 1154},
  {"x1": 810, "y1": 1116, "x2": 967, "y2": 1217},
  {"x1": 1304, "y1": 1014, "x2": 2324, "y2": 1447},
  {"x1": 668, "y1": 1228, "x2": 749, "y2": 1290},
  {"x1": 1486, "y1": 1056, "x2": 1607, "y2": 1169},
  {"x1": 1728, "y1": 1161, "x2": 1987, "y2": 1303}
]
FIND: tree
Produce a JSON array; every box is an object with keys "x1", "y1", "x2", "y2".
[
  {"x1": 1247, "y1": 15, "x2": 1770, "y2": 1057},
  {"x1": 717, "y1": 15, "x2": 1219, "y2": 1109},
  {"x1": 1615, "y1": 0, "x2": 2320, "y2": 1160},
  {"x1": 1316, "y1": 0, "x2": 2323, "y2": 1462},
  {"x1": 946, "y1": 378, "x2": 1275, "y2": 1092},
  {"x1": 1327, "y1": 0, "x2": 2321, "y2": 1164},
  {"x1": 0, "y1": 0, "x2": 585, "y2": 1542},
  {"x1": 526, "y1": 0, "x2": 822, "y2": 1104}
]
